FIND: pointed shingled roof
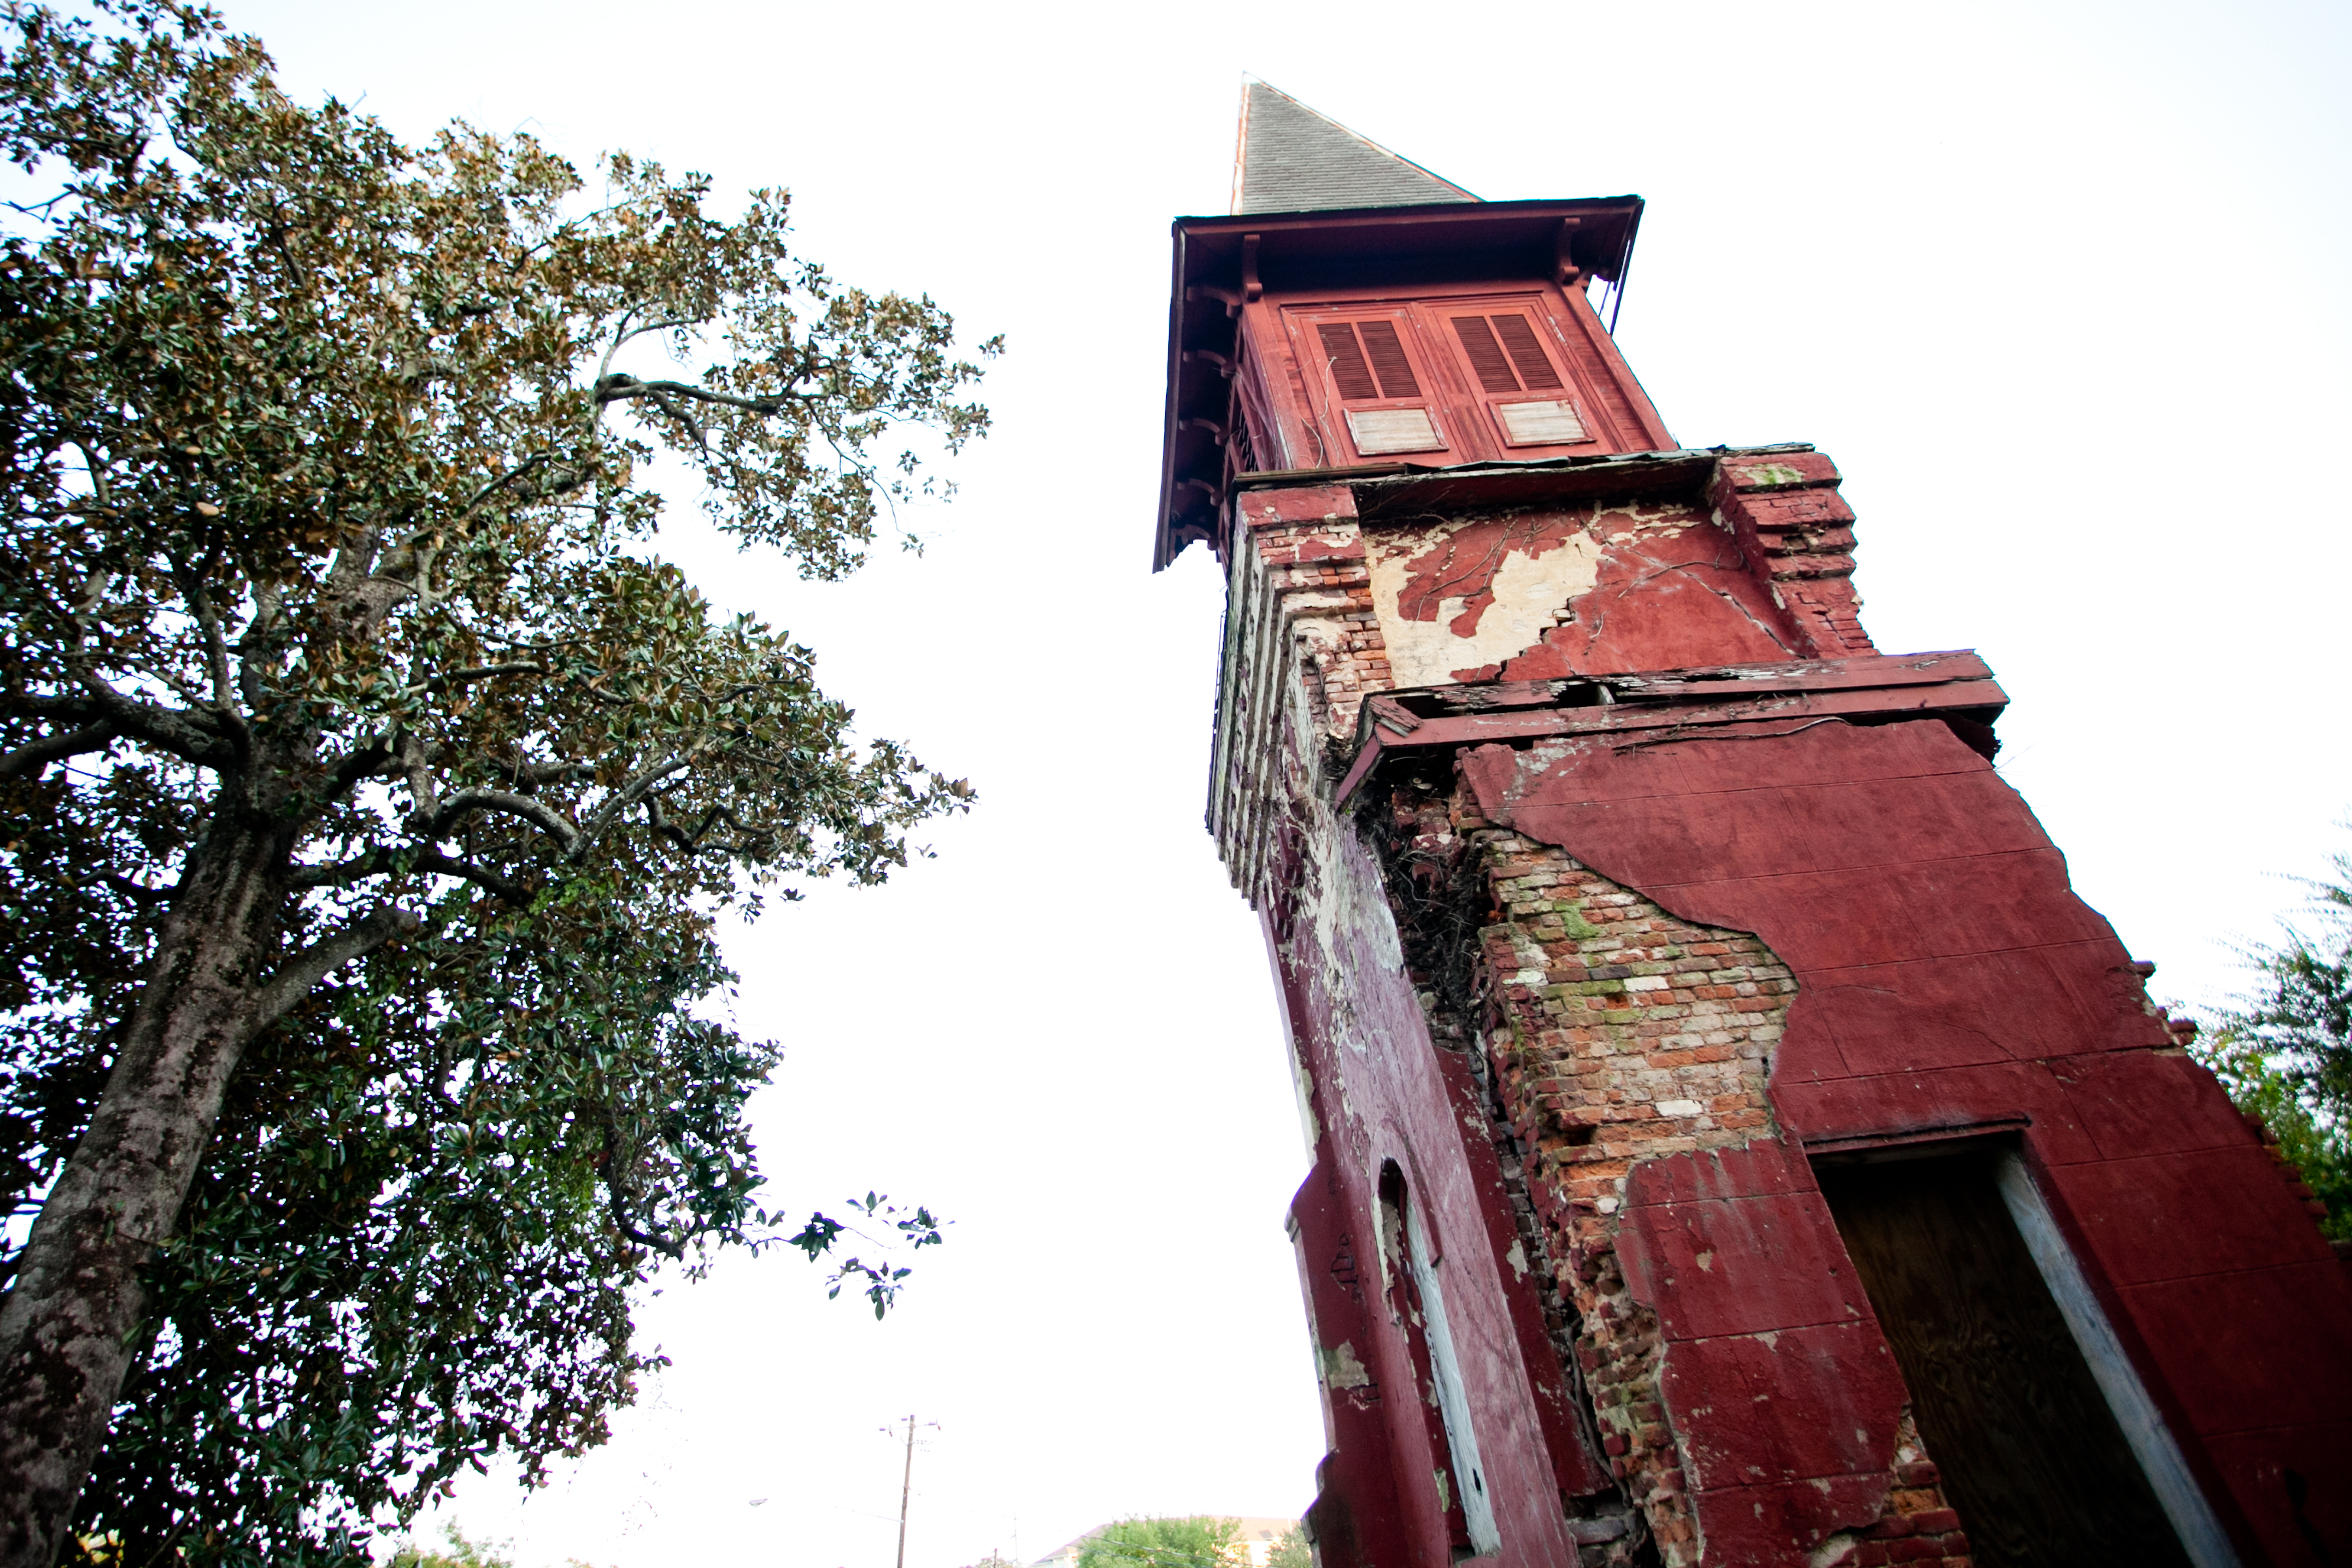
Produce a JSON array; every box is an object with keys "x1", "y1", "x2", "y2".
[{"x1": 1231, "y1": 80, "x2": 1478, "y2": 216}]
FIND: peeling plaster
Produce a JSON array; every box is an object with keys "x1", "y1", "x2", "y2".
[
  {"x1": 1369, "y1": 521, "x2": 1601, "y2": 687},
  {"x1": 1322, "y1": 1341, "x2": 1374, "y2": 1390},
  {"x1": 1194, "y1": 453, "x2": 2344, "y2": 1568},
  {"x1": 1294, "y1": 823, "x2": 1409, "y2": 1058},
  {"x1": 1364, "y1": 500, "x2": 1796, "y2": 689}
]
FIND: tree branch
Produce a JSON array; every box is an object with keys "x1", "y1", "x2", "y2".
[
  {"x1": 590, "y1": 310, "x2": 702, "y2": 395},
  {"x1": 574, "y1": 750, "x2": 698, "y2": 850},
  {"x1": 246, "y1": 906, "x2": 420, "y2": 1040},
  {"x1": 448, "y1": 453, "x2": 565, "y2": 525},
  {"x1": 287, "y1": 843, "x2": 531, "y2": 904},
  {"x1": 504, "y1": 757, "x2": 592, "y2": 789},
  {"x1": 101, "y1": 871, "x2": 178, "y2": 907},
  {"x1": 413, "y1": 847, "x2": 532, "y2": 903},
  {"x1": 645, "y1": 794, "x2": 766, "y2": 857},
  {"x1": 607, "y1": 1199, "x2": 689, "y2": 1260},
  {"x1": 323, "y1": 731, "x2": 400, "y2": 799},
  {"x1": 600, "y1": 1117, "x2": 690, "y2": 1260},
  {"x1": 593, "y1": 373, "x2": 812, "y2": 417},
  {"x1": 645, "y1": 387, "x2": 707, "y2": 452},
  {"x1": 418, "y1": 788, "x2": 583, "y2": 854},
  {"x1": 404, "y1": 662, "x2": 546, "y2": 699},
  {"x1": 0, "y1": 720, "x2": 116, "y2": 781},
  {"x1": 181, "y1": 563, "x2": 244, "y2": 726},
  {"x1": 593, "y1": 306, "x2": 636, "y2": 389},
  {"x1": 46, "y1": 668, "x2": 230, "y2": 766}
]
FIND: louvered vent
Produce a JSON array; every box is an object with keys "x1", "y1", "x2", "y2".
[
  {"x1": 1317, "y1": 323, "x2": 1380, "y2": 401},
  {"x1": 1450, "y1": 316, "x2": 1520, "y2": 394},
  {"x1": 1358, "y1": 321, "x2": 1421, "y2": 399},
  {"x1": 1492, "y1": 315, "x2": 1564, "y2": 390}
]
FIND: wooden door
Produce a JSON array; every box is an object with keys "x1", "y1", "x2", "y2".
[{"x1": 1817, "y1": 1152, "x2": 2193, "y2": 1568}]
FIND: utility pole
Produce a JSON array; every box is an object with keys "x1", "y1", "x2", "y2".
[
  {"x1": 896, "y1": 1413, "x2": 915, "y2": 1568},
  {"x1": 886, "y1": 1413, "x2": 938, "y2": 1568}
]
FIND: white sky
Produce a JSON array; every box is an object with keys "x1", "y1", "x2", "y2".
[{"x1": 210, "y1": 2, "x2": 2349, "y2": 1565}]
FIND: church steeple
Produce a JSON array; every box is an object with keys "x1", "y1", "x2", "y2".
[
  {"x1": 1147, "y1": 68, "x2": 2340, "y2": 1568},
  {"x1": 1230, "y1": 80, "x2": 1478, "y2": 215},
  {"x1": 1155, "y1": 88, "x2": 1656, "y2": 569}
]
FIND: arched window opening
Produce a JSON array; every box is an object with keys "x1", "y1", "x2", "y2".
[{"x1": 1379, "y1": 1163, "x2": 1501, "y2": 1560}]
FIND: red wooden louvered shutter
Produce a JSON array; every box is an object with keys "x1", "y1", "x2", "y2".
[
  {"x1": 1450, "y1": 316, "x2": 1521, "y2": 395},
  {"x1": 1491, "y1": 314, "x2": 1565, "y2": 391},
  {"x1": 1428, "y1": 300, "x2": 1595, "y2": 453},
  {"x1": 1357, "y1": 321, "x2": 1421, "y2": 399},
  {"x1": 1290, "y1": 307, "x2": 1448, "y2": 461},
  {"x1": 1317, "y1": 323, "x2": 1380, "y2": 402}
]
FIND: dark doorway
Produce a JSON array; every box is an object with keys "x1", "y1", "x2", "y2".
[{"x1": 1816, "y1": 1149, "x2": 2191, "y2": 1568}]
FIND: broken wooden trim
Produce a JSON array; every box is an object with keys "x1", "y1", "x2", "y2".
[
  {"x1": 1802, "y1": 1116, "x2": 2034, "y2": 1162},
  {"x1": 1335, "y1": 649, "x2": 2008, "y2": 806}
]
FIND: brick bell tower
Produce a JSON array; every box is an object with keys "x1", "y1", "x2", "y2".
[{"x1": 1156, "y1": 82, "x2": 2352, "y2": 1568}]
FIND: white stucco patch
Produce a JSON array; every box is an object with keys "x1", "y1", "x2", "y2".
[
  {"x1": 1327, "y1": 830, "x2": 1405, "y2": 976},
  {"x1": 1367, "y1": 528, "x2": 1603, "y2": 687},
  {"x1": 1301, "y1": 832, "x2": 1409, "y2": 1057},
  {"x1": 1320, "y1": 1341, "x2": 1373, "y2": 1390}
]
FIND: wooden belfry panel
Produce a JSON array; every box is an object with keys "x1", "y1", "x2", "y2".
[{"x1": 1816, "y1": 1153, "x2": 2191, "y2": 1568}]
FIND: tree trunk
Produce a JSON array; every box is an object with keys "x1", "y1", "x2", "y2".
[{"x1": 0, "y1": 806, "x2": 291, "y2": 1568}]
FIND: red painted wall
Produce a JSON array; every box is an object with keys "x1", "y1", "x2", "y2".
[
  {"x1": 1462, "y1": 721, "x2": 2352, "y2": 1565},
  {"x1": 1207, "y1": 423, "x2": 2348, "y2": 1561},
  {"x1": 1263, "y1": 823, "x2": 1612, "y2": 1568}
]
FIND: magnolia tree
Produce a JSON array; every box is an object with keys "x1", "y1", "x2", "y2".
[{"x1": 0, "y1": 3, "x2": 992, "y2": 1561}]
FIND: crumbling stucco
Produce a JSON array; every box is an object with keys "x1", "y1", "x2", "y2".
[
  {"x1": 1362, "y1": 500, "x2": 1809, "y2": 690},
  {"x1": 1367, "y1": 514, "x2": 1602, "y2": 686},
  {"x1": 1205, "y1": 457, "x2": 2352, "y2": 1568}
]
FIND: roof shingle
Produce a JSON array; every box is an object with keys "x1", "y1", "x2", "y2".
[{"x1": 1231, "y1": 80, "x2": 1477, "y2": 215}]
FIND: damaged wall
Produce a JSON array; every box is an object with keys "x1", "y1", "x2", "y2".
[
  {"x1": 1366, "y1": 503, "x2": 1791, "y2": 685},
  {"x1": 1458, "y1": 716, "x2": 2352, "y2": 1566},
  {"x1": 1350, "y1": 453, "x2": 1876, "y2": 693},
  {"x1": 1206, "y1": 449, "x2": 2352, "y2": 1568},
  {"x1": 1220, "y1": 504, "x2": 1610, "y2": 1567},
  {"x1": 1364, "y1": 782, "x2": 1975, "y2": 1568}
]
